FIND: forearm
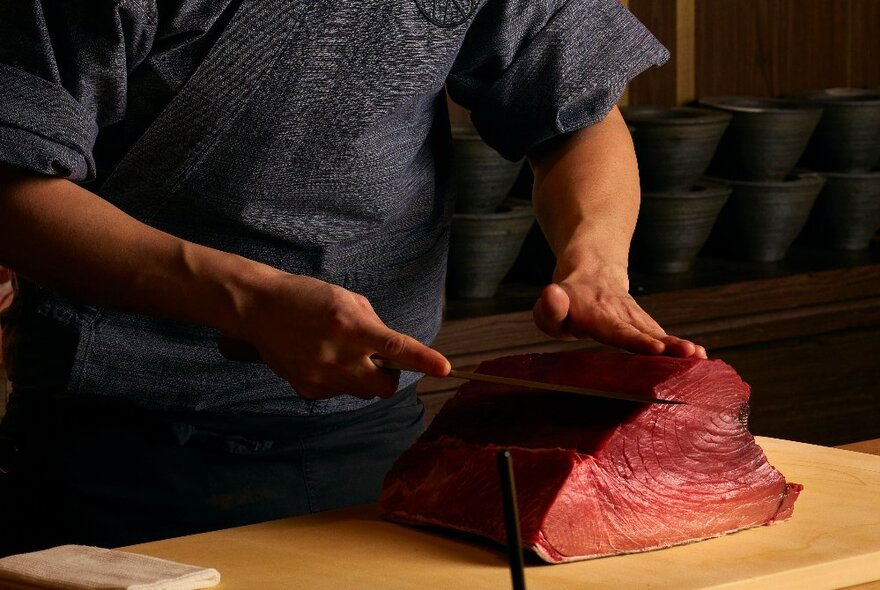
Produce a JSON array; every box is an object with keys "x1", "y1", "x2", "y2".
[
  {"x1": 0, "y1": 164, "x2": 267, "y2": 339},
  {"x1": 525, "y1": 108, "x2": 703, "y2": 358},
  {"x1": 527, "y1": 106, "x2": 640, "y2": 282}
]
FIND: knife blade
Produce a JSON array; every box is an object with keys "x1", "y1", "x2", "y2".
[
  {"x1": 373, "y1": 359, "x2": 683, "y2": 405},
  {"x1": 216, "y1": 338, "x2": 682, "y2": 405}
]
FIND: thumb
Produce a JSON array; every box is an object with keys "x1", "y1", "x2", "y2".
[{"x1": 533, "y1": 283, "x2": 573, "y2": 339}]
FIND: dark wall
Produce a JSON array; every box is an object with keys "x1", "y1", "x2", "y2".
[{"x1": 628, "y1": 0, "x2": 880, "y2": 106}]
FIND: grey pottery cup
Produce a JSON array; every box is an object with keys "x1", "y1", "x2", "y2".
[
  {"x1": 632, "y1": 181, "x2": 731, "y2": 273},
  {"x1": 621, "y1": 106, "x2": 731, "y2": 192},
  {"x1": 711, "y1": 171, "x2": 825, "y2": 262},
  {"x1": 452, "y1": 125, "x2": 523, "y2": 214},
  {"x1": 699, "y1": 96, "x2": 823, "y2": 181},
  {"x1": 447, "y1": 201, "x2": 536, "y2": 299},
  {"x1": 808, "y1": 170, "x2": 880, "y2": 250},
  {"x1": 793, "y1": 88, "x2": 880, "y2": 173}
]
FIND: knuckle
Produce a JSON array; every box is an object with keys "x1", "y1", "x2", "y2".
[
  {"x1": 353, "y1": 293, "x2": 373, "y2": 310},
  {"x1": 325, "y1": 307, "x2": 354, "y2": 334},
  {"x1": 612, "y1": 320, "x2": 635, "y2": 333},
  {"x1": 325, "y1": 290, "x2": 376, "y2": 334},
  {"x1": 323, "y1": 288, "x2": 345, "y2": 311},
  {"x1": 383, "y1": 333, "x2": 407, "y2": 357}
]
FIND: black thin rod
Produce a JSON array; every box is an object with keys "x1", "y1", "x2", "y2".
[{"x1": 496, "y1": 449, "x2": 527, "y2": 590}]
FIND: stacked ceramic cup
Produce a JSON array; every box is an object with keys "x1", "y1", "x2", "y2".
[
  {"x1": 794, "y1": 89, "x2": 880, "y2": 250},
  {"x1": 446, "y1": 125, "x2": 534, "y2": 299},
  {"x1": 699, "y1": 97, "x2": 825, "y2": 262},
  {"x1": 622, "y1": 106, "x2": 732, "y2": 273}
]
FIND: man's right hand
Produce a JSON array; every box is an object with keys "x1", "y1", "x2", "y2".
[
  {"x1": 226, "y1": 272, "x2": 450, "y2": 399},
  {"x1": 0, "y1": 164, "x2": 449, "y2": 400}
]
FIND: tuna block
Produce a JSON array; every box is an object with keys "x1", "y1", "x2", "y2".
[{"x1": 379, "y1": 352, "x2": 801, "y2": 563}]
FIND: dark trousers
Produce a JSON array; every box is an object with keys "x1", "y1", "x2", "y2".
[{"x1": 0, "y1": 385, "x2": 425, "y2": 556}]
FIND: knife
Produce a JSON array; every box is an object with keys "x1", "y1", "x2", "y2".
[{"x1": 372, "y1": 359, "x2": 683, "y2": 405}]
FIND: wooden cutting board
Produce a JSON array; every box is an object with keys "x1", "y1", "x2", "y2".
[{"x1": 124, "y1": 437, "x2": 880, "y2": 589}]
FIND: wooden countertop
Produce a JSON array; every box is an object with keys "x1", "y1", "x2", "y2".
[
  {"x1": 121, "y1": 437, "x2": 880, "y2": 590},
  {"x1": 838, "y1": 439, "x2": 880, "y2": 590}
]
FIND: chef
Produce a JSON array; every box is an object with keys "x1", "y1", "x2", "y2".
[{"x1": 0, "y1": 0, "x2": 705, "y2": 555}]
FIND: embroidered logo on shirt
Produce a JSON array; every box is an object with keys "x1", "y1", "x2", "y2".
[{"x1": 415, "y1": 0, "x2": 478, "y2": 27}]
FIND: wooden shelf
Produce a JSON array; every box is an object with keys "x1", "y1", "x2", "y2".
[{"x1": 446, "y1": 241, "x2": 880, "y2": 320}]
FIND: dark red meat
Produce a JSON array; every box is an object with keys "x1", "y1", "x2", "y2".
[{"x1": 379, "y1": 352, "x2": 802, "y2": 563}]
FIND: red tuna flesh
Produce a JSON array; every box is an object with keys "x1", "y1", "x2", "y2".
[{"x1": 379, "y1": 352, "x2": 802, "y2": 563}]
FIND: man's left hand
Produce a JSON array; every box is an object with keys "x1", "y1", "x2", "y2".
[{"x1": 533, "y1": 269, "x2": 707, "y2": 358}]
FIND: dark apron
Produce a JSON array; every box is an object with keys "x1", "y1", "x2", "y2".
[{"x1": 0, "y1": 384, "x2": 425, "y2": 555}]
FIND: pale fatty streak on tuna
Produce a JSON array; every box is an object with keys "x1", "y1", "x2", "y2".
[{"x1": 379, "y1": 351, "x2": 802, "y2": 564}]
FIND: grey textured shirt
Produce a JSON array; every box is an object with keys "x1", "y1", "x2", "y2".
[{"x1": 0, "y1": 0, "x2": 668, "y2": 415}]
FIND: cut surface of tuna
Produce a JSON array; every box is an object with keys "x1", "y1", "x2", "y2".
[{"x1": 379, "y1": 352, "x2": 802, "y2": 563}]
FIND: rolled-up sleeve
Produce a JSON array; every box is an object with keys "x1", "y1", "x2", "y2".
[
  {"x1": 447, "y1": 0, "x2": 669, "y2": 161},
  {"x1": 0, "y1": 1, "x2": 156, "y2": 181}
]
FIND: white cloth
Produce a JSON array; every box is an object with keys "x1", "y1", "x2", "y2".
[{"x1": 0, "y1": 545, "x2": 220, "y2": 590}]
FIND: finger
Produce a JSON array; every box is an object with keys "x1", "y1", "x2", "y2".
[
  {"x1": 620, "y1": 325, "x2": 697, "y2": 358},
  {"x1": 590, "y1": 319, "x2": 666, "y2": 355},
  {"x1": 656, "y1": 335, "x2": 697, "y2": 358},
  {"x1": 348, "y1": 357, "x2": 401, "y2": 399},
  {"x1": 533, "y1": 283, "x2": 575, "y2": 340},
  {"x1": 618, "y1": 307, "x2": 700, "y2": 358},
  {"x1": 562, "y1": 301, "x2": 662, "y2": 348},
  {"x1": 367, "y1": 327, "x2": 450, "y2": 377},
  {"x1": 267, "y1": 360, "x2": 342, "y2": 401},
  {"x1": 694, "y1": 344, "x2": 709, "y2": 359},
  {"x1": 287, "y1": 357, "x2": 401, "y2": 400}
]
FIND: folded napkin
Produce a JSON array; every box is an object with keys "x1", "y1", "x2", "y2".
[{"x1": 0, "y1": 545, "x2": 221, "y2": 590}]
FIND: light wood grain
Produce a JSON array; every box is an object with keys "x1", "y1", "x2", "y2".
[
  {"x1": 837, "y1": 440, "x2": 880, "y2": 590},
  {"x1": 627, "y1": 0, "x2": 677, "y2": 105},
  {"x1": 122, "y1": 438, "x2": 880, "y2": 589},
  {"x1": 675, "y1": 0, "x2": 696, "y2": 105},
  {"x1": 694, "y1": 0, "x2": 853, "y2": 98}
]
